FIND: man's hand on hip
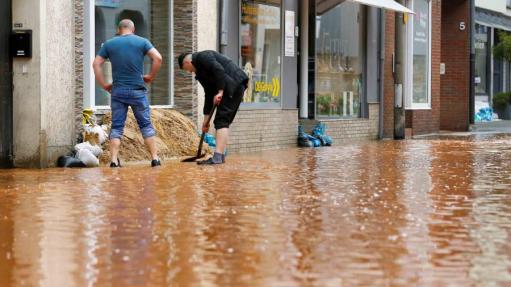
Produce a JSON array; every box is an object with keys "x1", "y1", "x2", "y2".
[
  {"x1": 214, "y1": 90, "x2": 224, "y2": 105},
  {"x1": 143, "y1": 75, "x2": 154, "y2": 83},
  {"x1": 103, "y1": 83, "x2": 113, "y2": 93}
]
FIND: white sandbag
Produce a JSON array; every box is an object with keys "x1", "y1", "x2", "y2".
[
  {"x1": 75, "y1": 142, "x2": 103, "y2": 157},
  {"x1": 76, "y1": 149, "x2": 99, "y2": 167},
  {"x1": 92, "y1": 125, "x2": 108, "y2": 144},
  {"x1": 84, "y1": 124, "x2": 94, "y2": 133}
]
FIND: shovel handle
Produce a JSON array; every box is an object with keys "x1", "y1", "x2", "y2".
[{"x1": 196, "y1": 104, "x2": 217, "y2": 157}]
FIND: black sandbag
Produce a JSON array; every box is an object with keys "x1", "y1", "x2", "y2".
[{"x1": 57, "y1": 156, "x2": 87, "y2": 168}]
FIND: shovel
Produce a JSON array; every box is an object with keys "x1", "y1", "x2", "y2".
[{"x1": 182, "y1": 105, "x2": 217, "y2": 162}]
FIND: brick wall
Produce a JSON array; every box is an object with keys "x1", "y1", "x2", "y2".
[
  {"x1": 173, "y1": 0, "x2": 198, "y2": 122},
  {"x1": 228, "y1": 109, "x2": 298, "y2": 153},
  {"x1": 385, "y1": 1, "x2": 444, "y2": 137},
  {"x1": 301, "y1": 104, "x2": 380, "y2": 144},
  {"x1": 74, "y1": 0, "x2": 84, "y2": 141},
  {"x1": 406, "y1": 0, "x2": 442, "y2": 136},
  {"x1": 383, "y1": 11, "x2": 396, "y2": 139},
  {"x1": 440, "y1": 0, "x2": 470, "y2": 131}
]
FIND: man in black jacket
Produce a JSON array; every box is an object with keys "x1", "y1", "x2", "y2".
[{"x1": 178, "y1": 50, "x2": 248, "y2": 165}]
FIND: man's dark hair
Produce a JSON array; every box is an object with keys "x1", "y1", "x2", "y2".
[{"x1": 178, "y1": 52, "x2": 191, "y2": 69}]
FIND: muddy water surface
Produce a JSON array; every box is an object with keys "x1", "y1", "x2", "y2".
[{"x1": 1, "y1": 135, "x2": 511, "y2": 286}]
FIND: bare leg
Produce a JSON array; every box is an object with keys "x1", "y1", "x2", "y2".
[
  {"x1": 215, "y1": 128, "x2": 229, "y2": 154},
  {"x1": 144, "y1": 136, "x2": 159, "y2": 160},
  {"x1": 110, "y1": 138, "x2": 121, "y2": 163}
]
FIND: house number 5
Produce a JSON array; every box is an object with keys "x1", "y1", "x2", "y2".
[{"x1": 460, "y1": 22, "x2": 466, "y2": 31}]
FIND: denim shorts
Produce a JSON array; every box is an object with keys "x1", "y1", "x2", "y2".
[{"x1": 110, "y1": 88, "x2": 156, "y2": 139}]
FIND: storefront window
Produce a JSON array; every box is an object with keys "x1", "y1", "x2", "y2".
[
  {"x1": 95, "y1": 0, "x2": 172, "y2": 106},
  {"x1": 475, "y1": 24, "x2": 490, "y2": 95},
  {"x1": 241, "y1": 0, "x2": 282, "y2": 105},
  {"x1": 314, "y1": 2, "x2": 365, "y2": 118},
  {"x1": 412, "y1": 0, "x2": 430, "y2": 105}
]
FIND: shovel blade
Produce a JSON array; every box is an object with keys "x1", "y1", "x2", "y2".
[{"x1": 181, "y1": 153, "x2": 207, "y2": 162}]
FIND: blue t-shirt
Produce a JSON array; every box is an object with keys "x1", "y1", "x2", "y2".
[{"x1": 98, "y1": 34, "x2": 154, "y2": 90}]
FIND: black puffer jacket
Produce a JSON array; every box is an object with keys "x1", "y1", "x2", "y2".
[{"x1": 192, "y1": 50, "x2": 248, "y2": 115}]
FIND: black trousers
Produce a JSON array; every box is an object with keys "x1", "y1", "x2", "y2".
[{"x1": 214, "y1": 80, "x2": 247, "y2": 129}]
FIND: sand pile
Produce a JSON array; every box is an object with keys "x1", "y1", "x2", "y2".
[{"x1": 99, "y1": 109, "x2": 211, "y2": 164}]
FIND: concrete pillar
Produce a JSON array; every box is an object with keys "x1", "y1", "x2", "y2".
[
  {"x1": 12, "y1": 0, "x2": 75, "y2": 168},
  {"x1": 196, "y1": 0, "x2": 218, "y2": 127}
]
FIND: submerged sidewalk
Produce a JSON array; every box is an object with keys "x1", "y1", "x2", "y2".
[
  {"x1": 0, "y1": 134, "x2": 510, "y2": 286},
  {"x1": 470, "y1": 120, "x2": 511, "y2": 133}
]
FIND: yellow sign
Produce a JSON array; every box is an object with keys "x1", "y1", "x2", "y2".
[{"x1": 254, "y1": 77, "x2": 280, "y2": 97}]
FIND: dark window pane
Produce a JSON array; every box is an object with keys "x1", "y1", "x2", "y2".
[{"x1": 95, "y1": 0, "x2": 171, "y2": 106}]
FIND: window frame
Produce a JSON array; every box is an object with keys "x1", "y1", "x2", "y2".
[
  {"x1": 404, "y1": 0, "x2": 432, "y2": 110},
  {"x1": 84, "y1": 0, "x2": 175, "y2": 110},
  {"x1": 313, "y1": 3, "x2": 368, "y2": 120},
  {"x1": 238, "y1": 0, "x2": 284, "y2": 110},
  {"x1": 474, "y1": 23, "x2": 491, "y2": 96}
]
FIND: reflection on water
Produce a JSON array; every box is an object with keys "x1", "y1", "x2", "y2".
[{"x1": 0, "y1": 135, "x2": 511, "y2": 286}]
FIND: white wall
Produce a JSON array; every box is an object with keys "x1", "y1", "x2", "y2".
[
  {"x1": 12, "y1": 0, "x2": 75, "y2": 167},
  {"x1": 42, "y1": 0, "x2": 76, "y2": 164},
  {"x1": 475, "y1": 0, "x2": 507, "y2": 14},
  {"x1": 196, "y1": 0, "x2": 219, "y2": 127},
  {"x1": 12, "y1": 0, "x2": 43, "y2": 167}
]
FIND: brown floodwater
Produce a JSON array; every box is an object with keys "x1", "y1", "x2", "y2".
[{"x1": 1, "y1": 135, "x2": 511, "y2": 286}]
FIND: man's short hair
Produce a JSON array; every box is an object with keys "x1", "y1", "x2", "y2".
[
  {"x1": 118, "y1": 19, "x2": 135, "y2": 31},
  {"x1": 178, "y1": 52, "x2": 191, "y2": 69}
]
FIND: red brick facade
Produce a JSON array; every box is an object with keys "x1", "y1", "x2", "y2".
[
  {"x1": 440, "y1": 0, "x2": 471, "y2": 131},
  {"x1": 383, "y1": 0, "x2": 470, "y2": 137},
  {"x1": 405, "y1": 0, "x2": 442, "y2": 136}
]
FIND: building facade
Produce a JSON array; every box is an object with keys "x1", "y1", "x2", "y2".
[
  {"x1": 221, "y1": 0, "x2": 382, "y2": 148},
  {"x1": 4, "y1": 0, "x2": 208, "y2": 168},
  {"x1": 474, "y1": 0, "x2": 511, "y2": 113},
  {"x1": 0, "y1": 0, "x2": 475, "y2": 168},
  {"x1": 384, "y1": 0, "x2": 472, "y2": 137}
]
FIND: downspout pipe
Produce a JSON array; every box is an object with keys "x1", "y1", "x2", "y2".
[
  {"x1": 469, "y1": 0, "x2": 475, "y2": 126},
  {"x1": 379, "y1": 8, "x2": 386, "y2": 139},
  {"x1": 299, "y1": 0, "x2": 309, "y2": 119},
  {"x1": 217, "y1": 0, "x2": 223, "y2": 52},
  {"x1": 394, "y1": 0, "x2": 406, "y2": 140}
]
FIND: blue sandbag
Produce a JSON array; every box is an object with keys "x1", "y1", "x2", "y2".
[
  {"x1": 200, "y1": 132, "x2": 228, "y2": 155},
  {"x1": 312, "y1": 123, "x2": 333, "y2": 146},
  {"x1": 307, "y1": 134, "x2": 322, "y2": 147},
  {"x1": 297, "y1": 126, "x2": 314, "y2": 147},
  {"x1": 475, "y1": 107, "x2": 493, "y2": 122},
  {"x1": 204, "y1": 133, "x2": 216, "y2": 148}
]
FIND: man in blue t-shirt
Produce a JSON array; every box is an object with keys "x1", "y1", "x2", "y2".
[{"x1": 93, "y1": 19, "x2": 163, "y2": 168}]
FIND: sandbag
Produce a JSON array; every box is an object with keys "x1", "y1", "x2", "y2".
[
  {"x1": 298, "y1": 126, "x2": 314, "y2": 148},
  {"x1": 57, "y1": 156, "x2": 87, "y2": 168},
  {"x1": 75, "y1": 142, "x2": 103, "y2": 157},
  {"x1": 92, "y1": 125, "x2": 108, "y2": 144},
  {"x1": 312, "y1": 123, "x2": 333, "y2": 146},
  {"x1": 76, "y1": 149, "x2": 99, "y2": 167}
]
